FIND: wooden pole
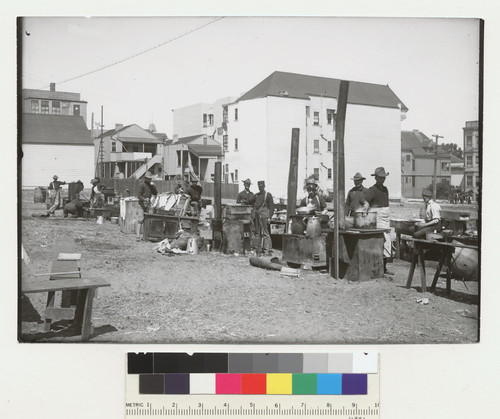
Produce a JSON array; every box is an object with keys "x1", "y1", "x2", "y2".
[
  {"x1": 286, "y1": 128, "x2": 300, "y2": 232},
  {"x1": 214, "y1": 162, "x2": 222, "y2": 220},
  {"x1": 432, "y1": 134, "x2": 443, "y2": 200},
  {"x1": 332, "y1": 80, "x2": 350, "y2": 279}
]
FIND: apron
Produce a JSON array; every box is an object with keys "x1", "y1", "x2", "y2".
[{"x1": 372, "y1": 206, "x2": 392, "y2": 258}]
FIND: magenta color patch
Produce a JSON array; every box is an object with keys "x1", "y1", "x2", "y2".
[{"x1": 215, "y1": 373, "x2": 242, "y2": 394}]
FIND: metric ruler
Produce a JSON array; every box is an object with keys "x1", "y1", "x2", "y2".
[{"x1": 125, "y1": 373, "x2": 380, "y2": 418}]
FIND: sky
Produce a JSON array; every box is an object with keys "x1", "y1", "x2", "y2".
[{"x1": 20, "y1": 17, "x2": 480, "y2": 147}]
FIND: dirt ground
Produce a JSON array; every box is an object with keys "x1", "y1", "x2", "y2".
[{"x1": 19, "y1": 190, "x2": 479, "y2": 344}]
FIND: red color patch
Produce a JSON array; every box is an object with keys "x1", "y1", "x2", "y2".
[{"x1": 241, "y1": 374, "x2": 267, "y2": 394}]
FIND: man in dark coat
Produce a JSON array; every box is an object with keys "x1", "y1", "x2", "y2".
[
  {"x1": 136, "y1": 171, "x2": 158, "y2": 241},
  {"x1": 253, "y1": 180, "x2": 274, "y2": 255},
  {"x1": 185, "y1": 177, "x2": 203, "y2": 216},
  {"x1": 299, "y1": 180, "x2": 327, "y2": 212},
  {"x1": 346, "y1": 172, "x2": 369, "y2": 215},
  {"x1": 236, "y1": 178, "x2": 255, "y2": 205}
]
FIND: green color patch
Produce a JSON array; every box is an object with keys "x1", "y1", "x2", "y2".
[{"x1": 292, "y1": 374, "x2": 317, "y2": 394}]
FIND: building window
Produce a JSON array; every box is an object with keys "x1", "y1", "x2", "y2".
[
  {"x1": 327, "y1": 168, "x2": 332, "y2": 179},
  {"x1": 466, "y1": 175, "x2": 473, "y2": 187},
  {"x1": 313, "y1": 112, "x2": 320, "y2": 126},
  {"x1": 313, "y1": 168, "x2": 319, "y2": 181},
  {"x1": 234, "y1": 108, "x2": 238, "y2": 121},
  {"x1": 225, "y1": 164, "x2": 229, "y2": 173},
  {"x1": 203, "y1": 137, "x2": 208, "y2": 145},
  {"x1": 406, "y1": 155, "x2": 411, "y2": 162},
  {"x1": 466, "y1": 136, "x2": 473, "y2": 148},
  {"x1": 222, "y1": 106, "x2": 228, "y2": 123},
  {"x1": 327, "y1": 141, "x2": 332, "y2": 152},
  {"x1": 223, "y1": 135, "x2": 228, "y2": 152},
  {"x1": 203, "y1": 113, "x2": 214, "y2": 127},
  {"x1": 412, "y1": 176, "x2": 415, "y2": 187},
  {"x1": 31, "y1": 100, "x2": 39, "y2": 113},
  {"x1": 313, "y1": 139, "x2": 320, "y2": 153},
  {"x1": 412, "y1": 159, "x2": 415, "y2": 171},
  {"x1": 52, "y1": 101, "x2": 61, "y2": 114},
  {"x1": 111, "y1": 141, "x2": 116, "y2": 152},
  {"x1": 475, "y1": 155, "x2": 479, "y2": 166},
  {"x1": 62, "y1": 102, "x2": 70, "y2": 115},
  {"x1": 327, "y1": 109, "x2": 336, "y2": 125},
  {"x1": 234, "y1": 138, "x2": 238, "y2": 151},
  {"x1": 73, "y1": 104, "x2": 80, "y2": 116},
  {"x1": 41, "y1": 100, "x2": 49, "y2": 114},
  {"x1": 177, "y1": 151, "x2": 181, "y2": 167},
  {"x1": 235, "y1": 169, "x2": 238, "y2": 182},
  {"x1": 441, "y1": 162, "x2": 450, "y2": 171},
  {"x1": 306, "y1": 106, "x2": 310, "y2": 118},
  {"x1": 466, "y1": 155, "x2": 473, "y2": 168}
]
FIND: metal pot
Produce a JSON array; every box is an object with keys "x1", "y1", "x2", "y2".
[
  {"x1": 353, "y1": 211, "x2": 377, "y2": 229},
  {"x1": 296, "y1": 206, "x2": 316, "y2": 215}
]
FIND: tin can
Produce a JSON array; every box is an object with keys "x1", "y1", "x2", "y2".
[{"x1": 206, "y1": 243, "x2": 211, "y2": 252}]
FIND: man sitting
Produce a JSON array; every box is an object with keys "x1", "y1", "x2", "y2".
[
  {"x1": 413, "y1": 189, "x2": 442, "y2": 239},
  {"x1": 299, "y1": 180, "x2": 327, "y2": 213}
]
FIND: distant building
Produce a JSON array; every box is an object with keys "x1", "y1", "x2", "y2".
[
  {"x1": 223, "y1": 71, "x2": 408, "y2": 200},
  {"x1": 21, "y1": 83, "x2": 93, "y2": 188},
  {"x1": 163, "y1": 134, "x2": 223, "y2": 182},
  {"x1": 94, "y1": 124, "x2": 164, "y2": 179},
  {"x1": 401, "y1": 130, "x2": 453, "y2": 198},
  {"x1": 450, "y1": 154, "x2": 464, "y2": 188},
  {"x1": 463, "y1": 120, "x2": 480, "y2": 201}
]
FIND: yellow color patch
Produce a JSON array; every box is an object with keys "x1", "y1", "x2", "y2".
[{"x1": 266, "y1": 374, "x2": 293, "y2": 394}]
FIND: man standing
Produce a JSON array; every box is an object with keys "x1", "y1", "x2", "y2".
[
  {"x1": 346, "y1": 172, "x2": 369, "y2": 215},
  {"x1": 136, "y1": 171, "x2": 158, "y2": 241},
  {"x1": 413, "y1": 189, "x2": 442, "y2": 238},
  {"x1": 253, "y1": 180, "x2": 274, "y2": 255},
  {"x1": 90, "y1": 178, "x2": 105, "y2": 208},
  {"x1": 236, "y1": 178, "x2": 255, "y2": 205},
  {"x1": 299, "y1": 180, "x2": 327, "y2": 213},
  {"x1": 43, "y1": 175, "x2": 66, "y2": 217},
  {"x1": 185, "y1": 177, "x2": 203, "y2": 216},
  {"x1": 366, "y1": 167, "x2": 393, "y2": 275}
]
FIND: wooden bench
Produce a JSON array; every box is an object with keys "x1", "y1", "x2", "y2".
[{"x1": 22, "y1": 277, "x2": 111, "y2": 341}]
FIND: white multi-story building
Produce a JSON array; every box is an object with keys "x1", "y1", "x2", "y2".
[{"x1": 223, "y1": 71, "x2": 408, "y2": 200}]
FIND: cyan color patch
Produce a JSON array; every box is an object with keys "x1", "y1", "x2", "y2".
[{"x1": 317, "y1": 374, "x2": 342, "y2": 394}]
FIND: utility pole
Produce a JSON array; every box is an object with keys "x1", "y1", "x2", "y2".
[
  {"x1": 432, "y1": 134, "x2": 443, "y2": 200},
  {"x1": 99, "y1": 106, "x2": 104, "y2": 179}
]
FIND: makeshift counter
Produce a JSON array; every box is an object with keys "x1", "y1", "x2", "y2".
[
  {"x1": 326, "y1": 229, "x2": 387, "y2": 281},
  {"x1": 222, "y1": 205, "x2": 253, "y2": 254},
  {"x1": 142, "y1": 213, "x2": 199, "y2": 241}
]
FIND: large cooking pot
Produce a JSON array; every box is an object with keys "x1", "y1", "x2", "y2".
[
  {"x1": 296, "y1": 206, "x2": 316, "y2": 215},
  {"x1": 353, "y1": 210, "x2": 377, "y2": 229}
]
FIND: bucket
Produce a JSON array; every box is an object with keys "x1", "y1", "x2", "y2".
[
  {"x1": 96, "y1": 215, "x2": 104, "y2": 225},
  {"x1": 34, "y1": 187, "x2": 47, "y2": 203},
  {"x1": 186, "y1": 237, "x2": 199, "y2": 254},
  {"x1": 110, "y1": 217, "x2": 119, "y2": 224},
  {"x1": 305, "y1": 216, "x2": 322, "y2": 237},
  {"x1": 353, "y1": 211, "x2": 377, "y2": 229}
]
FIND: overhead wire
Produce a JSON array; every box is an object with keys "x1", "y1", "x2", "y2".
[{"x1": 38, "y1": 17, "x2": 225, "y2": 90}]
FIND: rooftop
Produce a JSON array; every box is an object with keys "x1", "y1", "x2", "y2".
[
  {"x1": 21, "y1": 114, "x2": 91, "y2": 145},
  {"x1": 237, "y1": 71, "x2": 408, "y2": 111}
]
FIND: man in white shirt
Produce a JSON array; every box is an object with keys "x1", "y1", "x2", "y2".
[{"x1": 413, "y1": 189, "x2": 442, "y2": 239}]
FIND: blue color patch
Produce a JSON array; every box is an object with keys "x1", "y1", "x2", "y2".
[{"x1": 317, "y1": 374, "x2": 342, "y2": 394}]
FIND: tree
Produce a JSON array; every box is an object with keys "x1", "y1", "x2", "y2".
[
  {"x1": 439, "y1": 142, "x2": 463, "y2": 160},
  {"x1": 427, "y1": 181, "x2": 451, "y2": 200}
]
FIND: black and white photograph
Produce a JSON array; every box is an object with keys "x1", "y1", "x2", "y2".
[{"x1": 18, "y1": 16, "x2": 482, "y2": 344}]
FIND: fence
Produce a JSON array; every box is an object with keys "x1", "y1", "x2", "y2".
[{"x1": 101, "y1": 178, "x2": 239, "y2": 201}]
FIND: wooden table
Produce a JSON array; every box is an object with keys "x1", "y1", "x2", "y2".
[
  {"x1": 22, "y1": 277, "x2": 110, "y2": 341},
  {"x1": 405, "y1": 238, "x2": 478, "y2": 294}
]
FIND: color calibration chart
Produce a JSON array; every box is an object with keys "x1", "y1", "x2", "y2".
[{"x1": 125, "y1": 352, "x2": 380, "y2": 418}]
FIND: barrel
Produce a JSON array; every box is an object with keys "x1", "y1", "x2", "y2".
[{"x1": 34, "y1": 187, "x2": 47, "y2": 203}]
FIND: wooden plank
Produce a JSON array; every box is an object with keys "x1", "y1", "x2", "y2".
[
  {"x1": 430, "y1": 252, "x2": 447, "y2": 292},
  {"x1": 405, "y1": 250, "x2": 418, "y2": 289},
  {"x1": 43, "y1": 291, "x2": 56, "y2": 332},
  {"x1": 35, "y1": 271, "x2": 82, "y2": 277},
  {"x1": 418, "y1": 247, "x2": 427, "y2": 293},
  {"x1": 22, "y1": 277, "x2": 110, "y2": 294},
  {"x1": 81, "y1": 288, "x2": 96, "y2": 341},
  {"x1": 44, "y1": 307, "x2": 76, "y2": 322}
]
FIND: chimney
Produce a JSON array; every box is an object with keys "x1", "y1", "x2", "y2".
[
  {"x1": 50, "y1": 83, "x2": 56, "y2": 92},
  {"x1": 115, "y1": 123, "x2": 123, "y2": 130}
]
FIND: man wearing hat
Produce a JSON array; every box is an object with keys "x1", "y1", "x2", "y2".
[
  {"x1": 90, "y1": 177, "x2": 105, "y2": 209},
  {"x1": 135, "y1": 171, "x2": 158, "y2": 241},
  {"x1": 299, "y1": 179, "x2": 327, "y2": 213},
  {"x1": 366, "y1": 167, "x2": 393, "y2": 275},
  {"x1": 253, "y1": 181, "x2": 275, "y2": 255},
  {"x1": 237, "y1": 178, "x2": 255, "y2": 205},
  {"x1": 185, "y1": 176, "x2": 203, "y2": 216},
  {"x1": 346, "y1": 172, "x2": 369, "y2": 216},
  {"x1": 43, "y1": 175, "x2": 66, "y2": 216},
  {"x1": 413, "y1": 189, "x2": 442, "y2": 239}
]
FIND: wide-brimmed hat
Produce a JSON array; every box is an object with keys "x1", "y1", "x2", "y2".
[
  {"x1": 257, "y1": 180, "x2": 265, "y2": 187},
  {"x1": 144, "y1": 171, "x2": 153, "y2": 179},
  {"x1": 422, "y1": 189, "x2": 433, "y2": 197},
  {"x1": 242, "y1": 178, "x2": 252, "y2": 185},
  {"x1": 53, "y1": 175, "x2": 58, "y2": 180},
  {"x1": 351, "y1": 172, "x2": 366, "y2": 181},
  {"x1": 371, "y1": 167, "x2": 389, "y2": 177}
]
